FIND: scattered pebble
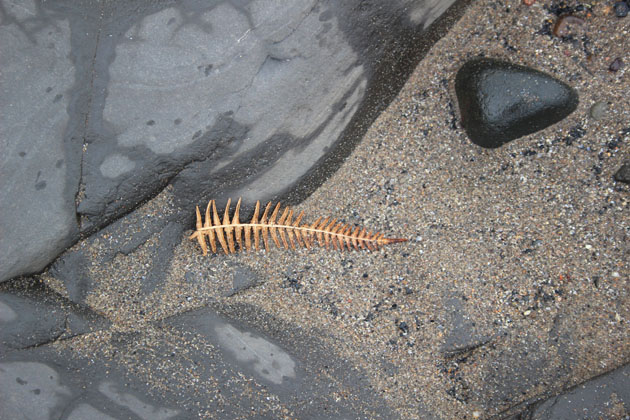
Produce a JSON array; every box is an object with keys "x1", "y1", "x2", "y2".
[
  {"x1": 614, "y1": 162, "x2": 630, "y2": 184},
  {"x1": 609, "y1": 58, "x2": 624, "y2": 72},
  {"x1": 522, "y1": 0, "x2": 536, "y2": 5},
  {"x1": 553, "y1": 15, "x2": 585, "y2": 38},
  {"x1": 589, "y1": 101, "x2": 608, "y2": 120},
  {"x1": 614, "y1": 1, "x2": 629, "y2": 17}
]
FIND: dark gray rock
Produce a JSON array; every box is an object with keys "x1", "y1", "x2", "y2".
[
  {"x1": 528, "y1": 363, "x2": 630, "y2": 420},
  {"x1": 455, "y1": 57, "x2": 579, "y2": 148},
  {"x1": 614, "y1": 162, "x2": 630, "y2": 184},
  {"x1": 1, "y1": 0, "x2": 467, "y2": 283},
  {"x1": 0, "y1": 347, "x2": 184, "y2": 420},
  {"x1": 0, "y1": 279, "x2": 109, "y2": 353},
  {"x1": 0, "y1": 292, "x2": 66, "y2": 352},
  {"x1": 468, "y1": 313, "x2": 580, "y2": 414},
  {"x1": 49, "y1": 251, "x2": 91, "y2": 303},
  {"x1": 441, "y1": 296, "x2": 493, "y2": 357},
  {"x1": 161, "y1": 304, "x2": 400, "y2": 418},
  {"x1": 0, "y1": 291, "x2": 400, "y2": 418},
  {"x1": 0, "y1": 0, "x2": 84, "y2": 283},
  {"x1": 225, "y1": 265, "x2": 262, "y2": 297}
]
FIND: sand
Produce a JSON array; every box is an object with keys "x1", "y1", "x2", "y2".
[{"x1": 46, "y1": 0, "x2": 629, "y2": 418}]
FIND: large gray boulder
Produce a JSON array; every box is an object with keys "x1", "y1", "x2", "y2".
[{"x1": 0, "y1": 0, "x2": 465, "y2": 283}]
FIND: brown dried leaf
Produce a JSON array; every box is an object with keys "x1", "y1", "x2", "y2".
[{"x1": 191, "y1": 198, "x2": 407, "y2": 255}]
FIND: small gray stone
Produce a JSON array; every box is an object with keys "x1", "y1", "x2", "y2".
[
  {"x1": 589, "y1": 101, "x2": 608, "y2": 120},
  {"x1": 225, "y1": 266, "x2": 261, "y2": 297}
]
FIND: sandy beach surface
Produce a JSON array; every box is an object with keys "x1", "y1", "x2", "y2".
[{"x1": 39, "y1": 0, "x2": 629, "y2": 418}]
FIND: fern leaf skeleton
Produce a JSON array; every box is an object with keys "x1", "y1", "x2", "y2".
[{"x1": 189, "y1": 198, "x2": 407, "y2": 255}]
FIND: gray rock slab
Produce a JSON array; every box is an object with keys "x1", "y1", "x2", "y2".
[
  {"x1": 441, "y1": 296, "x2": 494, "y2": 357},
  {"x1": 0, "y1": 347, "x2": 184, "y2": 420},
  {"x1": 1, "y1": 0, "x2": 465, "y2": 283},
  {"x1": 161, "y1": 304, "x2": 400, "y2": 418},
  {"x1": 0, "y1": 0, "x2": 83, "y2": 282},
  {"x1": 0, "y1": 291, "x2": 65, "y2": 352},
  {"x1": 469, "y1": 313, "x2": 582, "y2": 412},
  {"x1": 0, "y1": 279, "x2": 110, "y2": 353},
  {"x1": 528, "y1": 363, "x2": 630, "y2": 420}
]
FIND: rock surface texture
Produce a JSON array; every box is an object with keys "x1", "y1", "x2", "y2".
[
  {"x1": 527, "y1": 364, "x2": 630, "y2": 420},
  {"x1": 0, "y1": 0, "x2": 459, "y2": 283},
  {"x1": 455, "y1": 57, "x2": 579, "y2": 148}
]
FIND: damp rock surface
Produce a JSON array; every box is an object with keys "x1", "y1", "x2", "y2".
[
  {"x1": 529, "y1": 363, "x2": 630, "y2": 420},
  {"x1": 0, "y1": 0, "x2": 460, "y2": 283}
]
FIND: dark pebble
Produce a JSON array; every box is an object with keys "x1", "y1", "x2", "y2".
[
  {"x1": 609, "y1": 58, "x2": 623, "y2": 72},
  {"x1": 553, "y1": 15, "x2": 584, "y2": 38},
  {"x1": 614, "y1": 1, "x2": 629, "y2": 17},
  {"x1": 614, "y1": 162, "x2": 630, "y2": 184}
]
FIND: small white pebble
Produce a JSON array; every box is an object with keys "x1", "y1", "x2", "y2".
[
  {"x1": 472, "y1": 411, "x2": 481, "y2": 419},
  {"x1": 524, "y1": 310, "x2": 532, "y2": 316},
  {"x1": 585, "y1": 244, "x2": 592, "y2": 250},
  {"x1": 615, "y1": 313, "x2": 622, "y2": 322},
  {"x1": 612, "y1": 272, "x2": 620, "y2": 278}
]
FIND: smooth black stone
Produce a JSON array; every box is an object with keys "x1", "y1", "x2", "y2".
[{"x1": 455, "y1": 58, "x2": 579, "y2": 148}]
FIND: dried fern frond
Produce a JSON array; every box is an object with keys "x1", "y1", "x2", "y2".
[{"x1": 189, "y1": 198, "x2": 407, "y2": 255}]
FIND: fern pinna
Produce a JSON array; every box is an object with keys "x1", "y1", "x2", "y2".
[{"x1": 190, "y1": 198, "x2": 407, "y2": 255}]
